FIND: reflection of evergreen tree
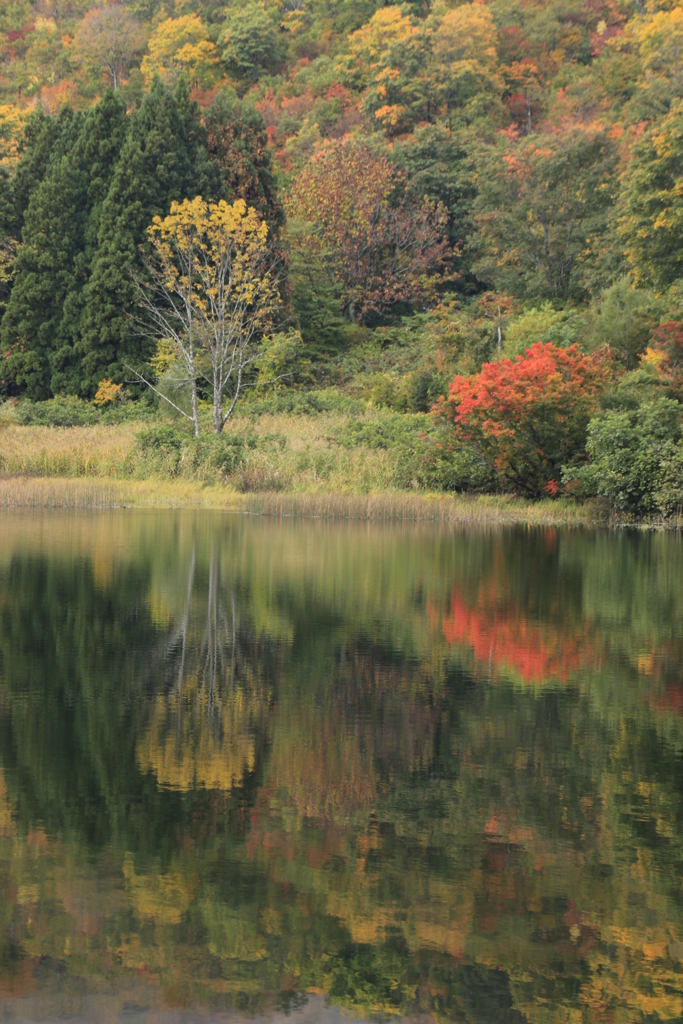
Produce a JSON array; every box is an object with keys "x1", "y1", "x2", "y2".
[{"x1": 0, "y1": 551, "x2": 159, "y2": 846}]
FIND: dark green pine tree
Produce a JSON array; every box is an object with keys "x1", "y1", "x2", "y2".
[
  {"x1": 78, "y1": 77, "x2": 218, "y2": 395},
  {"x1": 0, "y1": 94, "x2": 129, "y2": 399},
  {"x1": 0, "y1": 106, "x2": 78, "y2": 241},
  {"x1": 0, "y1": 112, "x2": 87, "y2": 399},
  {"x1": 51, "y1": 90, "x2": 129, "y2": 395}
]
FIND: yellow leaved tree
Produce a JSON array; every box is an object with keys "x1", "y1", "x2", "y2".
[
  {"x1": 140, "y1": 14, "x2": 218, "y2": 88},
  {"x1": 131, "y1": 197, "x2": 280, "y2": 435},
  {"x1": 635, "y1": 7, "x2": 683, "y2": 107},
  {"x1": 426, "y1": 3, "x2": 501, "y2": 126},
  {"x1": 338, "y1": 6, "x2": 427, "y2": 133}
]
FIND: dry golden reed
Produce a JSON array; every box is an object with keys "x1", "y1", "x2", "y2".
[{"x1": 0, "y1": 475, "x2": 605, "y2": 525}]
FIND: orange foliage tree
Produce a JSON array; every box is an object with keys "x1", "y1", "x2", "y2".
[
  {"x1": 438, "y1": 342, "x2": 611, "y2": 497},
  {"x1": 650, "y1": 320, "x2": 683, "y2": 399}
]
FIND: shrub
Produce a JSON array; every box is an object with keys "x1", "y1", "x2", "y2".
[
  {"x1": 565, "y1": 398, "x2": 683, "y2": 517},
  {"x1": 340, "y1": 415, "x2": 496, "y2": 493},
  {"x1": 135, "y1": 425, "x2": 247, "y2": 480},
  {"x1": 408, "y1": 369, "x2": 447, "y2": 413},
  {"x1": 657, "y1": 445, "x2": 683, "y2": 518},
  {"x1": 441, "y1": 343, "x2": 611, "y2": 498},
  {"x1": 14, "y1": 397, "x2": 100, "y2": 427},
  {"x1": 238, "y1": 389, "x2": 366, "y2": 417}
]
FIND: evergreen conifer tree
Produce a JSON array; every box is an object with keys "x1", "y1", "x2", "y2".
[
  {"x1": 51, "y1": 90, "x2": 129, "y2": 394},
  {"x1": 1, "y1": 94, "x2": 129, "y2": 398},
  {"x1": 0, "y1": 112, "x2": 86, "y2": 399},
  {"x1": 0, "y1": 107, "x2": 78, "y2": 240},
  {"x1": 78, "y1": 77, "x2": 214, "y2": 394}
]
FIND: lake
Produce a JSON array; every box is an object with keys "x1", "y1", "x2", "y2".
[{"x1": 0, "y1": 510, "x2": 682, "y2": 1023}]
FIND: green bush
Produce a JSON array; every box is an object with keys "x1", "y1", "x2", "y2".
[
  {"x1": 8, "y1": 396, "x2": 151, "y2": 427},
  {"x1": 340, "y1": 415, "x2": 497, "y2": 493},
  {"x1": 238, "y1": 389, "x2": 366, "y2": 417},
  {"x1": 407, "y1": 369, "x2": 447, "y2": 413},
  {"x1": 657, "y1": 445, "x2": 683, "y2": 517},
  {"x1": 565, "y1": 398, "x2": 683, "y2": 516},
  {"x1": 14, "y1": 397, "x2": 100, "y2": 427},
  {"x1": 135, "y1": 426, "x2": 247, "y2": 480}
]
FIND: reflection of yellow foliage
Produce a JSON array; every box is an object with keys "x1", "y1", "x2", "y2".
[
  {"x1": 137, "y1": 682, "x2": 259, "y2": 792},
  {"x1": 16, "y1": 884, "x2": 39, "y2": 905},
  {"x1": 0, "y1": 770, "x2": 15, "y2": 835},
  {"x1": 123, "y1": 852, "x2": 198, "y2": 926},
  {"x1": 324, "y1": 839, "x2": 476, "y2": 957},
  {"x1": 583, "y1": 925, "x2": 683, "y2": 1019},
  {"x1": 90, "y1": 552, "x2": 116, "y2": 590},
  {"x1": 413, "y1": 920, "x2": 469, "y2": 959},
  {"x1": 147, "y1": 589, "x2": 174, "y2": 628},
  {"x1": 638, "y1": 652, "x2": 655, "y2": 674}
]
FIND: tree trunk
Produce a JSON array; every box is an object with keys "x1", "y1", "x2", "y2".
[
  {"x1": 213, "y1": 371, "x2": 223, "y2": 435},
  {"x1": 191, "y1": 378, "x2": 200, "y2": 437}
]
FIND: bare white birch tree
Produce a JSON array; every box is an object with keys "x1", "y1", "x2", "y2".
[{"x1": 131, "y1": 196, "x2": 280, "y2": 435}]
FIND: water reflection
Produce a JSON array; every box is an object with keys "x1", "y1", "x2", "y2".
[
  {"x1": 138, "y1": 548, "x2": 268, "y2": 794},
  {"x1": 0, "y1": 511, "x2": 681, "y2": 1022}
]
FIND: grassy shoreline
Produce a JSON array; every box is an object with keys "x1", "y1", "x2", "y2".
[
  {"x1": 0, "y1": 419, "x2": 679, "y2": 528},
  {"x1": 0, "y1": 474, "x2": 616, "y2": 526}
]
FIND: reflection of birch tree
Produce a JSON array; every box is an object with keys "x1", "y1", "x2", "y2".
[{"x1": 138, "y1": 548, "x2": 268, "y2": 792}]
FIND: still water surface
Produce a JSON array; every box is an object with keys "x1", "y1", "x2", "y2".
[{"x1": 0, "y1": 511, "x2": 682, "y2": 1023}]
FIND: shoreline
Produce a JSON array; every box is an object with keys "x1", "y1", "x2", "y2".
[{"x1": 0, "y1": 474, "x2": 646, "y2": 528}]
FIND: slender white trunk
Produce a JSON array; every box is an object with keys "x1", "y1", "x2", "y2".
[{"x1": 191, "y1": 380, "x2": 199, "y2": 437}]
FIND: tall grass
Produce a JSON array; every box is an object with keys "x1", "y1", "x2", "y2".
[
  {"x1": 0, "y1": 416, "x2": 667, "y2": 525},
  {"x1": 238, "y1": 490, "x2": 604, "y2": 524},
  {"x1": 0, "y1": 415, "x2": 416, "y2": 490},
  {"x1": 0, "y1": 478, "x2": 129, "y2": 509},
  {"x1": 0, "y1": 475, "x2": 610, "y2": 525},
  {"x1": 0, "y1": 423, "x2": 138, "y2": 477}
]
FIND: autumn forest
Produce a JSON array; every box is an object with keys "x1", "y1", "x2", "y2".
[{"x1": 0, "y1": 0, "x2": 682, "y2": 509}]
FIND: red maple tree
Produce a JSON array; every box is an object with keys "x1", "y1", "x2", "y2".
[{"x1": 438, "y1": 343, "x2": 611, "y2": 497}]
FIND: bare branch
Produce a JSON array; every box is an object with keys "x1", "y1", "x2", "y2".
[{"x1": 123, "y1": 362, "x2": 197, "y2": 421}]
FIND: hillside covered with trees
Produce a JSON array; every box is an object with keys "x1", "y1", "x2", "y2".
[{"x1": 0, "y1": 0, "x2": 682, "y2": 515}]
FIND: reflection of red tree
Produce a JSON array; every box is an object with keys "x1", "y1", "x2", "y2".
[
  {"x1": 650, "y1": 680, "x2": 683, "y2": 713},
  {"x1": 437, "y1": 591, "x2": 582, "y2": 683}
]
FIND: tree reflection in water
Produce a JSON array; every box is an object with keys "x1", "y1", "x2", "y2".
[
  {"x1": 0, "y1": 511, "x2": 681, "y2": 1022},
  {"x1": 137, "y1": 548, "x2": 269, "y2": 795}
]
